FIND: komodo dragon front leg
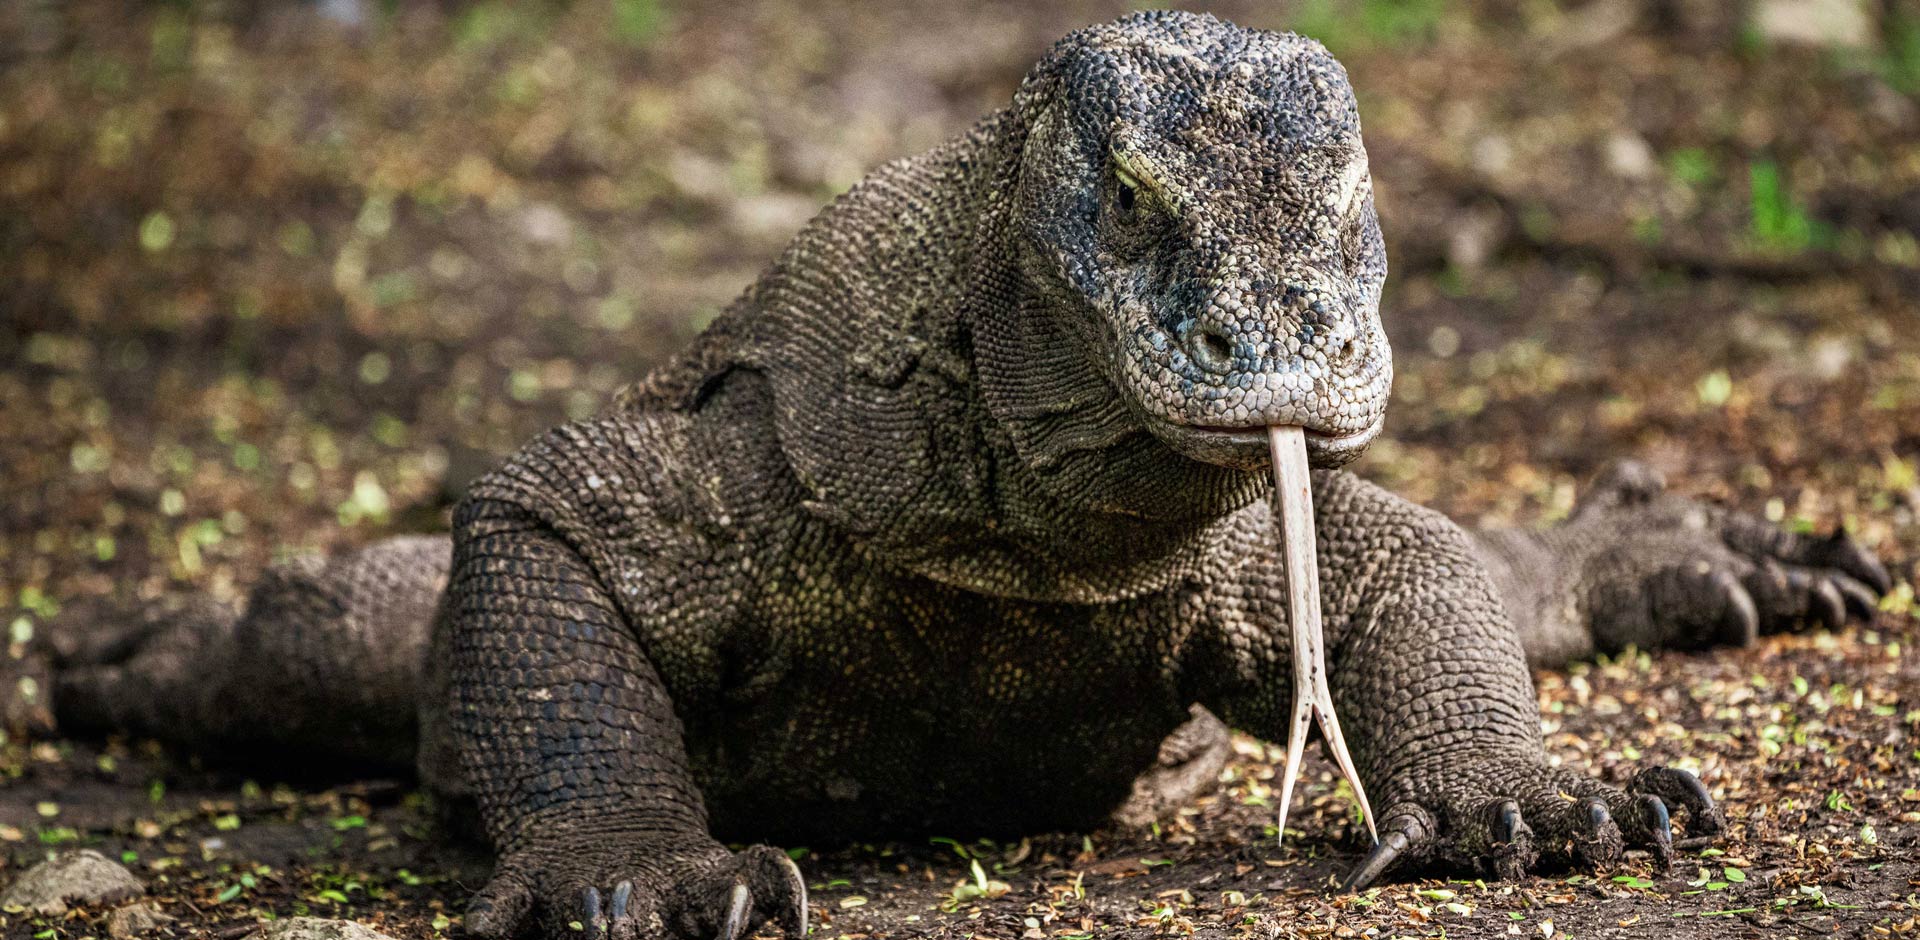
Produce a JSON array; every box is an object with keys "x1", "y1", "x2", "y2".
[
  {"x1": 448, "y1": 496, "x2": 805, "y2": 940},
  {"x1": 1205, "y1": 464, "x2": 1888, "y2": 888},
  {"x1": 1205, "y1": 470, "x2": 1720, "y2": 889}
]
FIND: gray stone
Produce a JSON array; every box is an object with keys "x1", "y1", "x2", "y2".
[
  {"x1": 0, "y1": 850, "x2": 143, "y2": 916},
  {"x1": 1754, "y1": 0, "x2": 1873, "y2": 49},
  {"x1": 250, "y1": 917, "x2": 401, "y2": 940}
]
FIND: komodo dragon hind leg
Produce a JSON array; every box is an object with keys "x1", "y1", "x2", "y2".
[{"x1": 1111, "y1": 705, "x2": 1233, "y2": 828}]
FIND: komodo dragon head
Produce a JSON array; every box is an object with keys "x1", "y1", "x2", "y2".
[
  {"x1": 708, "y1": 12, "x2": 1392, "y2": 599},
  {"x1": 994, "y1": 11, "x2": 1392, "y2": 473}
]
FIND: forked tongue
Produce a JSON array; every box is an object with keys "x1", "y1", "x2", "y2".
[{"x1": 1267, "y1": 425, "x2": 1378, "y2": 848}]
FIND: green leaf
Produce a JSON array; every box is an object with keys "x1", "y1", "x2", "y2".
[
  {"x1": 929, "y1": 836, "x2": 970, "y2": 859},
  {"x1": 1697, "y1": 370, "x2": 1733, "y2": 407},
  {"x1": 1722, "y1": 867, "x2": 1746, "y2": 883},
  {"x1": 139, "y1": 211, "x2": 176, "y2": 252}
]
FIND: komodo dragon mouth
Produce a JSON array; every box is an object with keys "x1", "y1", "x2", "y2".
[{"x1": 1150, "y1": 415, "x2": 1386, "y2": 469}]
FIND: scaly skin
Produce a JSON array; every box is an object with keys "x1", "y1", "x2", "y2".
[{"x1": 41, "y1": 12, "x2": 1892, "y2": 940}]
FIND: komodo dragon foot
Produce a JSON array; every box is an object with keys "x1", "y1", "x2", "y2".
[
  {"x1": 466, "y1": 840, "x2": 807, "y2": 940},
  {"x1": 1341, "y1": 760, "x2": 1720, "y2": 890},
  {"x1": 1551, "y1": 460, "x2": 1892, "y2": 650},
  {"x1": 1476, "y1": 459, "x2": 1892, "y2": 667}
]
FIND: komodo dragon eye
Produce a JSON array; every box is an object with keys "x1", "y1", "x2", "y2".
[
  {"x1": 1115, "y1": 171, "x2": 1138, "y2": 217},
  {"x1": 1105, "y1": 161, "x2": 1160, "y2": 262},
  {"x1": 1111, "y1": 164, "x2": 1145, "y2": 224}
]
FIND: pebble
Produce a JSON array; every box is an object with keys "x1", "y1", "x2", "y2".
[
  {"x1": 1753, "y1": 0, "x2": 1872, "y2": 48},
  {"x1": 250, "y1": 918, "x2": 401, "y2": 940},
  {"x1": 0, "y1": 850, "x2": 143, "y2": 915},
  {"x1": 107, "y1": 903, "x2": 175, "y2": 938}
]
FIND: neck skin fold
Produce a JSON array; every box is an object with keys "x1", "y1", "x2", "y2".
[{"x1": 709, "y1": 103, "x2": 1270, "y2": 603}]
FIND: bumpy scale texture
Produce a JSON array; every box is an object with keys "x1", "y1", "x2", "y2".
[{"x1": 45, "y1": 12, "x2": 1892, "y2": 940}]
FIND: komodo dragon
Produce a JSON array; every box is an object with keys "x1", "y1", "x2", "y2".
[{"x1": 42, "y1": 11, "x2": 1893, "y2": 940}]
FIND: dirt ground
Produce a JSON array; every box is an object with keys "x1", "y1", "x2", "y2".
[{"x1": 2, "y1": 1, "x2": 1919, "y2": 938}]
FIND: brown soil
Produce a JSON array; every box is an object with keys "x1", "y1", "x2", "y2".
[{"x1": 2, "y1": 1, "x2": 1917, "y2": 938}]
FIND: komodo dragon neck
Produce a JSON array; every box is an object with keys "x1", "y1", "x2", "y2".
[{"x1": 627, "y1": 104, "x2": 1272, "y2": 604}]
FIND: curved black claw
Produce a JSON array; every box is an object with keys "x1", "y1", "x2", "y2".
[
  {"x1": 1834, "y1": 576, "x2": 1881, "y2": 620},
  {"x1": 1340, "y1": 830, "x2": 1408, "y2": 893},
  {"x1": 1825, "y1": 529, "x2": 1893, "y2": 595},
  {"x1": 1629, "y1": 767, "x2": 1721, "y2": 849},
  {"x1": 1486, "y1": 799, "x2": 1537, "y2": 881},
  {"x1": 1570, "y1": 798, "x2": 1624, "y2": 868},
  {"x1": 581, "y1": 886, "x2": 607, "y2": 937},
  {"x1": 1339, "y1": 810, "x2": 1430, "y2": 893},
  {"x1": 1635, "y1": 794, "x2": 1674, "y2": 870},
  {"x1": 1812, "y1": 578, "x2": 1847, "y2": 630},
  {"x1": 1492, "y1": 801, "x2": 1523, "y2": 844}
]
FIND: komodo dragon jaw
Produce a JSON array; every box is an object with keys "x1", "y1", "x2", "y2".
[{"x1": 1268, "y1": 425, "x2": 1378, "y2": 848}]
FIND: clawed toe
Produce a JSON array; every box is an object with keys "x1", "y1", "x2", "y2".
[
  {"x1": 1486, "y1": 800, "x2": 1536, "y2": 881},
  {"x1": 610, "y1": 881, "x2": 634, "y2": 928},
  {"x1": 572, "y1": 880, "x2": 648, "y2": 940},
  {"x1": 719, "y1": 883, "x2": 751, "y2": 940},
  {"x1": 1339, "y1": 807, "x2": 1430, "y2": 893},
  {"x1": 1635, "y1": 794, "x2": 1674, "y2": 868},
  {"x1": 670, "y1": 845, "x2": 808, "y2": 940},
  {"x1": 1629, "y1": 766, "x2": 1722, "y2": 848}
]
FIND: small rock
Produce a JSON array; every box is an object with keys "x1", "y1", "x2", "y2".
[
  {"x1": 107, "y1": 902, "x2": 174, "y2": 939},
  {"x1": 0, "y1": 850, "x2": 143, "y2": 915},
  {"x1": 1808, "y1": 335, "x2": 1855, "y2": 381},
  {"x1": 1754, "y1": 0, "x2": 1872, "y2": 48},
  {"x1": 517, "y1": 202, "x2": 572, "y2": 246},
  {"x1": 1446, "y1": 205, "x2": 1509, "y2": 273},
  {"x1": 1470, "y1": 134, "x2": 1513, "y2": 177},
  {"x1": 250, "y1": 918, "x2": 401, "y2": 940},
  {"x1": 1605, "y1": 133, "x2": 1657, "y2": 179}
]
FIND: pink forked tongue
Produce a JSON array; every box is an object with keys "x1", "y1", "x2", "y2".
[{"x1": 1268, "y1": 425, "x2": 1378, "y2": 848}]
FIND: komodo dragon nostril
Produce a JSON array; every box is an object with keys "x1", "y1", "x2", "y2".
[
  {"x1": 1326, "y1": 324, "x2": 1361, "y2": 364},
  {"x1": 1187, "y1": 324, "x2": 1235, "y2": 374}
]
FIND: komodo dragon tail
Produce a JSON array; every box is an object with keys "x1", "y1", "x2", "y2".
[{"x1": 38, "y1": 535, "x2": 450, "y2": 775}]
